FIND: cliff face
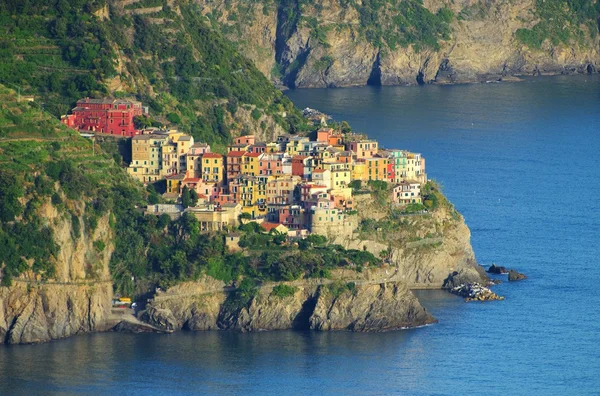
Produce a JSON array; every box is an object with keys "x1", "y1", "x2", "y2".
[
  {"x1": 309, "y1": 281, "x2": 435, "y2": 331},
  {"x1": 332, "y1": 193, "x2": 487, "y2": 288},
  {"x1": 0, "y1": 201, "x2": 114, "y2": 344},
  {"x1": 196, "y1": 0, "x2": 600, "y2": 87},
  {"x1": 142, "y1": 278, "x2": 433, "y2": 332}
]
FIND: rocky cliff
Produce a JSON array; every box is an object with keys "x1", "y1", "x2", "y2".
[
  {"x1": 142, "y1": 278, "x2": 434, "y2": 332},
  {"x1": 197, "y1": 0, "x2": 600, "y2": 87},
  {"x1": 0, "y1": 201, "x2": 114, "y2": 344}
]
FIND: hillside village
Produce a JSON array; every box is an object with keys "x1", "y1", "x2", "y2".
[{"x1": 62, "y1": 98, "x2": 428, "y2": 240}]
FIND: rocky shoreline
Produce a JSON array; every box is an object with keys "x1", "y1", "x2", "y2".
[{"x1": 131, "y1": 280, "x2": 437, "y2": 334}]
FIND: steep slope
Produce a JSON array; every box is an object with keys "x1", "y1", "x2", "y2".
[
  {"x1": 0, "y1": 85, "x2": 143, "y2": 343},
  {"x1": 197, "y1": 0, "x2": 600, "y2": 87},
  {"x1": 0, "y1": 0, "x2": 308, "y2": 146}
]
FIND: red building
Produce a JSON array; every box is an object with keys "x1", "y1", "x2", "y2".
[
  {"x1": 291, "y1": 155, "x2": 310, "y2": 178},
  {"x1": 61, "y1": 98, "x2": 146, "y2": 137}
]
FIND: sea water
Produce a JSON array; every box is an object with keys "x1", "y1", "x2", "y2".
[{"x1": 1, "y1": 75, "x2": 599, "y2": 395}]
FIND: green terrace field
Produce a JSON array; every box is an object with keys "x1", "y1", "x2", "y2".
[{"x1": 0, "y1": 0, "x2": 309, "y2": 146}]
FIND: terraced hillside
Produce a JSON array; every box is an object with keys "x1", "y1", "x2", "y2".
[{"x1": 0, "y1": 0, "x2": 308, "y2": 148}]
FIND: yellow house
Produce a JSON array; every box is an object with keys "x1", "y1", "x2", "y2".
[
  {"x1": 166, "y1": 173, "x2": 185, "y2": 195},
  {"x1": 331, "y1": 169, "x2": 351, "y2": 188},
  {"x1": 231, "y1": 175, "x2": 267, "y2": 218},
  {"x1": 201, "y1": 153, "x2": 224, "y2": 184},
  {"x1": 266, "y1": 142, "x2": 280, "y2": 153},
  {"x1": 286, "y1": 136, "x2": 310, "y2": 156},
  {"x1": 242, "y1": 152, "x2": 262, "y2": 176},
  {"x1": 351, "y1": 161, "x2": 366, "y2": 181},
  {"x1": 364, "y1": 156, "x2": 388, "y2": 181}
]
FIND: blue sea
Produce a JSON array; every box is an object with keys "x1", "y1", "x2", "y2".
[{"x1": 1, "y1": 75, "x2": 599, "y2": 395}]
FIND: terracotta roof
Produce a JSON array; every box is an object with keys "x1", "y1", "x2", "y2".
[
  {"x1": 228, "y1": 151, "x2": 247, "y2": 157},
  {"x1": 313, "y1": 169, "x2": 327, "y2": 173},
  {"x1": 183, "y1": 178, "x2": 201, "y2": 183},
  {"x1": 202, "y1": 152, "x2": 223, "y2": 159},
  {"x1": 261, "y1": 222, "x2": 284, "y2": 232},
  {"x1": 293, "y1": 155, "x2": 308, "y2": 160},
  {"x1": 244, "y1": 152, "x2": 262, "y2": 158}
]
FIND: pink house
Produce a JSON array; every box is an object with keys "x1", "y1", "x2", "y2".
[
  {"x1": 259, "y1": 153, "x2": 283, "y2": 176},
  {"x1": 235, "y1": 135, "x2": 255, "y2": 145}
]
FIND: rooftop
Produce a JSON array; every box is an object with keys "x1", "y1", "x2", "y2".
[{"x1": 203, "y1": 153, "x2": 223, "y2": 159}]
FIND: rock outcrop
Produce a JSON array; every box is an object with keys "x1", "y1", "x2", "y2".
[
  {"x1": 333, "y1": 194, "x2": 489, "y2": 289},
  {"x1": 196, "y1": 0, "x2": 600, "y2": 88},
  {"x1": 0, "y1": 282, "x2": 112, "y2": 344},
  {"x1": 508, "y1": 270, "x2": 527, "y2": 281},
  {"x1": 0, "y1": 201, "x2": 114, "y2": 344},
  {"x1": 310, "y1": 282, "x2": 435, "y2": 331},
  {"x1": 487, "y1": 264, "x2": 509, "y2": 274},
  {"x1": 142, "y1": 280, "x2": 434, "y2": 333}
]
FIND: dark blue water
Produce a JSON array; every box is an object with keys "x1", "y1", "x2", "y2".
[{"x1": 2, "y1": 76, "x2": 599, "y2": 395}]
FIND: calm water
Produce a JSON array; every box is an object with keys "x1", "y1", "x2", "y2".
[{"x1": 2, "y1": 76, "x2": 600, "y2": 395}]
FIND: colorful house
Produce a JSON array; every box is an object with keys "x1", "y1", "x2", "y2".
[
  {"x1": 346, "y1": 139, "x2": 379, "y2": 159},
  {"x1": 242, "y1": 152, "x2": 262, "y2": 176},
  {"x1": 226, "y1": 151, "x2": 246, "y2": 183},
  {"x1": 392, "y1": 181, "x2": 422, "y2": 205},
  {"x1": 128, "y1": 133, "x2": 168, "y2": 182},
  {"x1": 266, "y1": 175, "x2": 300, "y2": 205},
  {"x1": 259, "y1": 153, "x2": 283, "y2": 177},
  {"x1": 364, "y1": 155, "x2": 389, "y2": 181},
  {"x1": 312, "y1": 169, "x2": 332, "y2": 190},
  {"x1": 291, "y1": 155, "x2": 312, "y2": 179},
  {"x1": 201, "y1": 153, "x2": 224, "y2": 184},
  {"x1": 61, "y1": 98, "x2": 146, "y2": 137}
]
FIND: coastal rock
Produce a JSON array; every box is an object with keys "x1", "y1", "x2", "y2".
[
  {"x1": 140, "y1": 306, "x2": 179, "y2": 332},
  {"x1": 142, "y1": 279, "x2": 227, "y2": 331},
  {"x1": 487, "y1": 264, "x2": 509, "y2": 274},
  {"x1": 198, "y1": 0, "x2": 600, "y2": 88},
  {"x1": 309, "y1": 282, "x2": 436, "y2": 332},
  {"x1": 0, "y1": 201, "x2": 113, "y2": 344},
  {"x1": 508, "y1": 270, "x2": 527, "y2": 281},
  {"x1": 335, "y1": 193, "x2": 489, "y2": 289},
  {"x1": 142, "y1": 279, "x2": 435, "y2": 333},
  {"x1": 449, "y1": 283, "x2": 504, "y2": 302}
]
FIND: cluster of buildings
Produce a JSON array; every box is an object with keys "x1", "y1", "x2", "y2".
[
  {"x1": 61, "y1": 98, "x2": 148, "y2": 137},
  {"x1": 60, "y1": 97, "x2": 428, "y2": 238},
  {"x1": 130, "y1": 127, "x2": 427, "y2": 239}
]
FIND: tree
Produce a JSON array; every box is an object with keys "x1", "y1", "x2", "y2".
[
  {"x1": 189, "y1": 189, "x2": 198, "y2": 207},
  {"x1": 166, "y1": 112, "x2": 181, "y2": 124},
  {"x1": 340, "y1": 120, "x2": 352, "y2": 133},
  {"x1": 181, "y1": 186, "x2": 191, "y2": 208},
  {"x1": 134, "y1": 115, "x2": 152, "y2": 130},
  {"x1": 0, "y1": 173, "x2": 24, "y2": 222}
]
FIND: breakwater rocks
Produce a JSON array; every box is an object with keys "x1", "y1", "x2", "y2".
[
  {"x1": 449, "y1": 283, "x2": 505, "y2": 302},
  {"x1": 140, "y1": 280, "x2": 435, "y2": 333}
]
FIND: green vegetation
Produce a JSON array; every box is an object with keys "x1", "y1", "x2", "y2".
[
  {"x1": 0, "y1": 0, "x2": 310, "y2": 147},
  {"x1": 327, "y1": 280, "x2": 357, "y2": 298},
  {"x1": 283, "y1": 0, "x2": 453, "y2": 53},
  {"x1": 0, "y1": 86, "x2": 140, "y2": 285},
  {"x1": 271, "y1": 284, "x2": 298, "y2": 298},
  {"x1": 352, "y1": 0, "x2": 454, "y2": 51},
  {"x1": 515, "y1": 0, "x2": 600, "y2": 48}
]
